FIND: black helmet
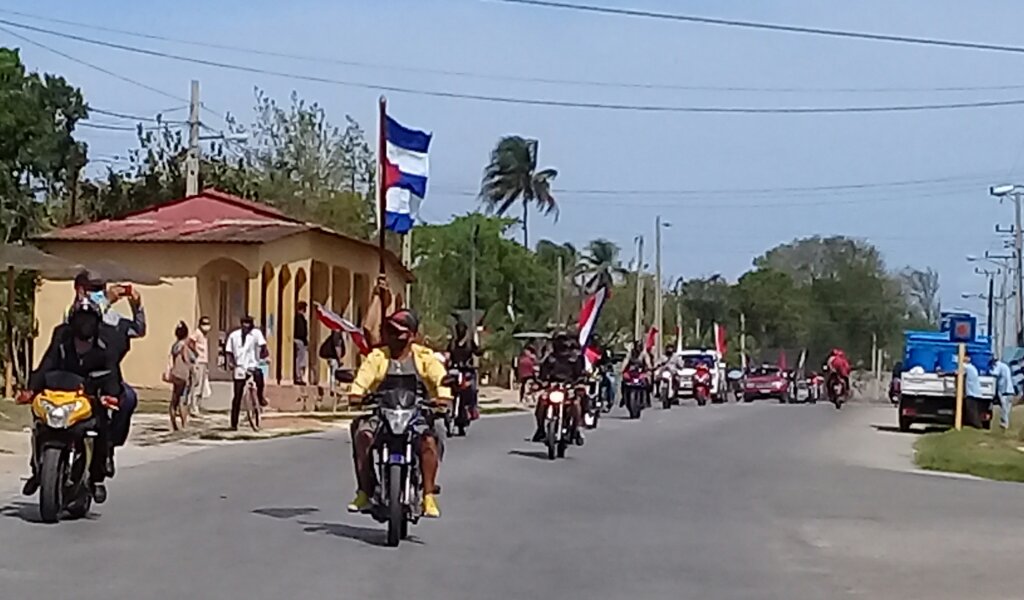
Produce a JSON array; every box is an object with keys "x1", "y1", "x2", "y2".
[{"x1": 68, "y1": 297, "x2": 102, "y2": 339}]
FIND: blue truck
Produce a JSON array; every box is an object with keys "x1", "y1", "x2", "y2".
[{"x1": 897, "y1": 314, "x2": 995, "y2": 432}]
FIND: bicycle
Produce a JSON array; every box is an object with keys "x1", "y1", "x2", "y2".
[{"x1": 243, "y1": 368, "x2": 262, "y2": 431}]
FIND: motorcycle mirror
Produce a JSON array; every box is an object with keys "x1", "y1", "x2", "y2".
[{"x1": 726, "y1": 369, "x2": 744, "y2": 381}]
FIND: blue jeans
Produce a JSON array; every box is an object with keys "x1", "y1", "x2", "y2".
[
  {"x1": 111, "y1": 383, "x2": 138, "y2": 447},
  {"x1": 998, "y1": 394, "x2": 1014, "y2": 428}
]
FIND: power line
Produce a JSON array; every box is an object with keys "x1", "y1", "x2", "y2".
[
  {"x1": 0, "y1": 23, "x2": 229, "y2": 122},
  {"x1": 496, "y1": 0, "x2": 1024, "y2": 57},
  {"x1": 90, "y1": 106, "x2": 187, "y2": 123},
  {"x1": 3, "y1": 7, "x2": 1024, "y2": 95},
  {"x1": 8, "y1": 18, "x2": 1024, "y2": 114}
]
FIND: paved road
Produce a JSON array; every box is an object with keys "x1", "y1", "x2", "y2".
[{"x1": 1, "y1": 402, "x2": 1023, "y2": 600}]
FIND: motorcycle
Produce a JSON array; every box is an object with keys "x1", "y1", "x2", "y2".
[
  {"x1": 693, "y1": 368, "x2": 712, "y2": 407},
  {"x1": 20, "y1": 370, "x2": 114, "y2": 524},
  {"x1": 445, "y1": 367, "x2": 474, "y2": 437},
  {"x1": 622, "y1": 366, "x2": 649, "y2": 419},
  {"x1": 541, "y1": 382, "x2": 580, "y2": 460},
  {"x1": 364, "y1": 374, "x2": 438, "y2": 547},
  {"x1": 657, "y1": 366, "x2": 674, "y2": 409},
  {"x1": 827, "y1": 371, "x2": 847, "y2": 409}
]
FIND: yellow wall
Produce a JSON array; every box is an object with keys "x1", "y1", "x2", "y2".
[{"x1": 34, "y1": 231, "x2": 409, "y2": 390}]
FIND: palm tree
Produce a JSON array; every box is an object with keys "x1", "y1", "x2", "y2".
[
  {"x1": 478, "y1": 136, "x2": 558, "y2": 248},
  {"x1": 577, "y1": 238, "x2": 628, "y2": 292}
]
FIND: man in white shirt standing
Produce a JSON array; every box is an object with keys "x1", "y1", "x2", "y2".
[{"x1": 225, "y1": 315, "x2": 269, "y2": 430}]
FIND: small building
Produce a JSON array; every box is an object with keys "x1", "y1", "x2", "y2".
[{"x1": 32, "y1": 189, "x2": 410, "y2": 389}]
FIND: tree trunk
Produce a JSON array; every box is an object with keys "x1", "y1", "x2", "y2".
[{"x1": 522, "y1": 201, "x2": 529, "y2": 248}]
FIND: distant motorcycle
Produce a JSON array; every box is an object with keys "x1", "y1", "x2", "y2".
[
  {"x1": 445, "y1": 367, "x2": 474, "y2": 437},
  {"x1": 827, "y1": 371, "x2": 847, "y2": 409},
  {"x1": 621, "y1": 366, "x2": 649, "y2": 420},
  {"x1": 540, "y1": 382, "x2": 581, "y2": 460},
  {"x1": 693, "y1": 368, "x2": 712, "y2": 407},
  {"x1": 583, "y1": 371, "x2": 604, "y2": 429},
  {"x1": 657, "y1": 367, "x2": 674, "y2": 409}
]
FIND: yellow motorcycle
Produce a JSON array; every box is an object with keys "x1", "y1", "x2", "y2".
[{"x1": 23, "y1": 371, "x2": 111, "y2": 523}]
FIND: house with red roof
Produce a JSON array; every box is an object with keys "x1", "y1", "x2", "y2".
[{"x1": 32, "y1": 189, "x2": 410, "y2": 392}]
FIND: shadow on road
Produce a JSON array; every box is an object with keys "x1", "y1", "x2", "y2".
[
  {"x1": 508, "y1": 448, "x2": 557, "y2": 461},
  {"x1": 0, "y1": 501, "x2": 45, "y2": 524},
  {"x1": 872, "y1": 424, "x2": 946, "y2": 436},
  {"x1": 252, "y1": 507, "x2": 320, "y2": 519},
  {"x1": 299, "y1": 520, "x2": 422, "y2": 547}
]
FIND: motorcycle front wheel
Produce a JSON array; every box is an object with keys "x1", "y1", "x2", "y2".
[
  {"x1": 545, "y1": 419, "x2": 558, "y2": 460},
  {"x1": 38, "y1": 446, "x2": 65, "y2": 524},
  {"x1": 660, "y1": 386, "x2": 671, "y2": 410},
  {"x1": 386, "y1": 464, "x2": 404, "y2": 547}
]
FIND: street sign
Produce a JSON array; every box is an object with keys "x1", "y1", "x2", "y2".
[{"x1": 949, "y1": 315, "x2": 976, "y2": 343}]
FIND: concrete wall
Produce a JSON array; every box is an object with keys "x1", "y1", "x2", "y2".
[{"x1": 34, "y1": 232, "x2": 409, "y2": 390}]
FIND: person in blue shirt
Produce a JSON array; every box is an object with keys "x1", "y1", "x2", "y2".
[
  {"x1": 990, "y1": 357, "x2": 1016, "y2": 429},
  {"x1": 962, "y1": 355, "x2": 986, "y2": 428}
]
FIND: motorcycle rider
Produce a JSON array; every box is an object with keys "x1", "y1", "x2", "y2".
[
  {"x1": 825, "y1": 348, "x2": 851, "y2": 397},
  {"x1": 532, "y1": 330, "x2": 585, "y2": 444},
  {"x1": 447, "y1": 319, "x2": 482, "y2": 420},
  {"x1": 347, "y1": 309, "x2": 451, "y2": 519},
  {"x1": 70, "y1": 270, "x2": 144, "y2": 474},
  {"x1": 21, "y1": 297, "x2": 123, "y2": 503},
  {"x1": 620, "y1": 341, "x2": 653, "y2": 406}
]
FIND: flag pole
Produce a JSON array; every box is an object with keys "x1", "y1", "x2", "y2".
[{"x1": 377, "y1": 95, "x2": 387, "y2": 277}]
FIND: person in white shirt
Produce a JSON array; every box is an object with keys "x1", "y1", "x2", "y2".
[{"x1": 225, "y1": 315, "x2": 269, "y2": 430}]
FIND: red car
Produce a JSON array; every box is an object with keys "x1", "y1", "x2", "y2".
[{"x1": 743, "y1": 364, "x2": 792, "y2": 403}]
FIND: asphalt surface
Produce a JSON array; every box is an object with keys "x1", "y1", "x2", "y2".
[{"x1": 1, "y1": 401, "x2": 1023, "y2": 600}]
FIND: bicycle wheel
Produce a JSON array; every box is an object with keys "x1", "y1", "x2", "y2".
[{"x1": 245, "y1": 384, "x2": 261, "y2": 431}]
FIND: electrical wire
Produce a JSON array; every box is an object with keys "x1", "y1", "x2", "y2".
[
  {"x1": 7, "y1": 18, "x2": 1024, "y2": 114},
  {"x1": 0, "y1": 24, "x2": 229, "y2": 122},
  {"x1": 4, "y1": 7, "x2": 1024, "y2": 95},
  {"x1": 495, "y1": 0, "x2": 1024, "y2": 56}
]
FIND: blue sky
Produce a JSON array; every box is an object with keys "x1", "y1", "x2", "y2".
[{"x1": 6, "y1": 0, "x2": 1024, "y2": 317}]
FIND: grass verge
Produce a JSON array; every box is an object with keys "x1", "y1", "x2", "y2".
[{"x1": 914, "y1": 405, "x2": 1024, "y2": 482}]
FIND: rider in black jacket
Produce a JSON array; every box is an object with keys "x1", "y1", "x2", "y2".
[{"x1": 23, "y1": 298, "x2": 124, "y2": 502}]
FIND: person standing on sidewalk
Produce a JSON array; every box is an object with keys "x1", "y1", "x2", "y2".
[
  {"x1": 991, "y1": 357, "x2": 1016, "y2": 429},
  {"x1": 319, "y1": 329, "x2": 346, "y2": 395},
  {"x1": 225, "y1": 316, "x2": 269, "y2": 430},
  {"x1": 294, "y1": 301, "x2": 309, "y2": 385},
  {"x1": 166, "y1": 321, "x2": 195, "y2": 431},
  {"x1": 962, "y1": 354, "x2": 985, "y2": 429},
  {"x1": 187, "y1": 316, "x2": 212, "y2": 417}
]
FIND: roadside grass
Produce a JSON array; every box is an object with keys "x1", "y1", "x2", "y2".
[{"x1": 914, "y1": 405, "x2": 1024, "y2": 482}]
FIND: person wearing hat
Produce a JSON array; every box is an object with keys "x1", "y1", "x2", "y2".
[
  {"x1": 534, "y1": 330, "x2": 586, "y2": 444},
  {"x1": 70, "y1": 270, "x2": 144, "y2": 462},
  {"x1": 347, "y1": 308, "x2": 451, "y2": 518},
  {"x1": 21, "y1": 296, "x2": 124, "y2": 504}
]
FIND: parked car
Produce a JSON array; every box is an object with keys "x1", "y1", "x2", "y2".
[{"x1": 743, "y1": 364, "x2": 791, "y2": 403}]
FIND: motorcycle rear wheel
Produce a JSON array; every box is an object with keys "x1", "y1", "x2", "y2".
[
  {"x1": 386, "y1": 464, "x2": 403, "y2": 547},
  {"x1": 39, "y1": 446, "x2": 64, "y2": 524}
]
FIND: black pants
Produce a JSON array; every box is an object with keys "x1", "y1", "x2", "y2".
[
  {"x1": 964, "y1": 396, "x2": 986, "y2": 429},
  {"x1": 231, "y1": 370, "x2": 266, "y2": 429}
]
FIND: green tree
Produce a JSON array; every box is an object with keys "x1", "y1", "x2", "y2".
[
  {"x1": 478, "y1": 136, "x2": 558, "y2": 248},
  {"x1": 576, "y1": 238, "x2": 628, "y2": 292}
]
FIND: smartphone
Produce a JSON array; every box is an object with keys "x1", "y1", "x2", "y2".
[{"x1": 120, "y1": 284, "x2": 134, "y2": 297}]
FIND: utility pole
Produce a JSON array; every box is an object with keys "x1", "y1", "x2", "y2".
[
  {"x1": 1014, "y1": 191, "x2": 1022, "y2": 345},
  {"x1": 556, "y1": 255, "x2": 563, "y2": 325},
  {"x1": 871, "y1": 332, "x2": 878, "y2": 379},
  {"x1": 633, "y1": 235, "x2": 644, "y2": 343},
  {"x1": 185, "y1": 79, "x2": 201, "y2": 197},
  {"x1": 470, "y1": 223, "x2": 478, "y2": 344},
  {"x1": 739, "y1": 312, "x2": 747, "y2": 370},
  {"x1": 654, "y1": 216, "x2": 663, "y2": 360}
]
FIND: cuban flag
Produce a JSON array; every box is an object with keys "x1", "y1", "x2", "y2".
[
  {"x1": 314, "y1": 302, "x2": 370, "y2": 356},
  {"x1": 384, "y1": 115, "x2": 432, "y2": 234},
  {"x1": 578, "y1": 284, "x2": 610, "y2": 349}
]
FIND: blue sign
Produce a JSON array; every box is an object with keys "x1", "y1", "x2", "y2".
[{"x1": 949, "y1": 315, "x2": 977, "y2": 343}]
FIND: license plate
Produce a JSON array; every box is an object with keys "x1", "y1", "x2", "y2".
[{"x1": 937, "y1": 409, "x2": 953, "y2": 415}]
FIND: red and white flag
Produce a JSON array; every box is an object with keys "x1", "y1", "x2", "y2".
[
  {"x1": 713, "y1": 322, "x2": 727, "y2": 357},
  {"x1": 578, "y1": 284, "x2": 610, "y2": 348},
  {"x1": 644, "y1": 326, "x2": 658, "y2": 353},
  {"x1": 314, "y1": 302, "x2": 370, "y2": 355}
]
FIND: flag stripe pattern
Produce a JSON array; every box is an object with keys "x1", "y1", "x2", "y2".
[
  {"x1": 314, "y1": 302, "x2": 370, "y2": 356},
  {"x1": 384, "y1": 115, "x2": 431, "y2": 234}
]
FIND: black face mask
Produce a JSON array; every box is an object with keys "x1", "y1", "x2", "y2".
[{"x1": 70, "y1": 313, "x2": 99, "y2": 341}]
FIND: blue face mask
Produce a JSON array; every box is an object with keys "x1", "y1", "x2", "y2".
[{"x1": 88, "y1": 291, "x2": 110, "y2": 313}]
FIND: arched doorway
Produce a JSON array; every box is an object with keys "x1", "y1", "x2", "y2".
[{"x1": 197, "y1": 257, "x2": 249, "y2": 374}]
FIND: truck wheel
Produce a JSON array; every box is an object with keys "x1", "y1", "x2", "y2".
[{"x1": 898, "y1": 415, "x2": 912, "y2": 432}]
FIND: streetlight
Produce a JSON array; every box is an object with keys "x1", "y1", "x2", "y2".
[
  {"x1": 654, "y1": 216, "x2": 672, "y2": 359},
  {"x1": 989, "y1": 184, "x2": 1024, "y2": 345}
]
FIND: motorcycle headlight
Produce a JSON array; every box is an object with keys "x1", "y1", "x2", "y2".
[
  {"x1": 42, "y1": 400, "x2": 79, "y2": 429},
  {"x1": 383, "y1": 408, "x2": 414, "y2": 434},
  {"x1": 549, "y1": 390, "x2": 565, "y2": 404}
]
